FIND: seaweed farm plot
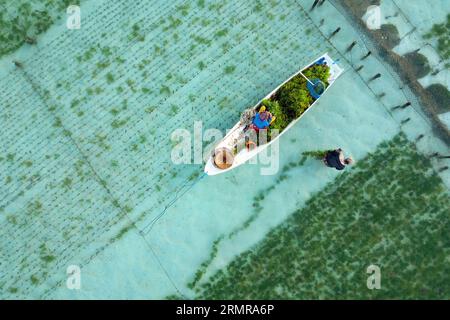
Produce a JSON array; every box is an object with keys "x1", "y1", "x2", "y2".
[
  {"x1": 0, "y1": 71, "x2": 126, "y2": 298},
  {"x1": 192, "y1": 133, "x2": 450, "y2": 299},
  {"x1": 0, "y1": 0, "x2": 338, "y2": 298},
  {"x1": 19, "y1": 0, "x2": 335, "y2": 229},
  {"x1": 0, "y1": 0, "x2": 82, "y2": 58},
  {"x1": 18, "y1": 0, "x2": 337, "y2": 231},
  {"x1": 1, "y1": 0, "x2": 449, "y2": 300}
]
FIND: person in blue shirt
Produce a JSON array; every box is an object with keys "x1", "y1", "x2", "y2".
[{"x1": 252, "y1": 105, "x2": 274, "y2": 130}]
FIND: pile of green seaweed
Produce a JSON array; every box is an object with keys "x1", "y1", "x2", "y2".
[{"x1": 261, "y1": 63, "x2": 330, "y2": 137}]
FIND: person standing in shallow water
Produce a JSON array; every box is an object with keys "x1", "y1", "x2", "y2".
[{"x1": 323, "y1": 148, "x2": 353, "y2": 170}]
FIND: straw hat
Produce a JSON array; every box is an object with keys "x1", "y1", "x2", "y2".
[
  {"x1": 213, "y1": 148, "x2": 234, "y2": 169},
  {"x1": 259, "y1": 106, "x2": 269, "y2": 120}
]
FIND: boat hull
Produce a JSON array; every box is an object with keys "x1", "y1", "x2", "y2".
[{"x1": 204, "y1": 53, "x2": 344, "y2": 176}]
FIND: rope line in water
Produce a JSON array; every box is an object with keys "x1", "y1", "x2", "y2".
[
  {"x1": 127, "y1": 170, "x2": 206, "y2": 299},
  {"x1": 142, "y1": 171, "x2": 207, "y2": 235}
]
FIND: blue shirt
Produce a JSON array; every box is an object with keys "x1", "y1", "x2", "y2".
[{"x1": 253, "y1": 112, "x2": 270, "y2": 129}]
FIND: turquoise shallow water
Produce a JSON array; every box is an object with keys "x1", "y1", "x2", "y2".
[{"x1": 0, "y1": 0, "x2": 449, "y2": 299}]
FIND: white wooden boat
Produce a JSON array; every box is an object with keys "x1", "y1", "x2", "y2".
[{"x1": 204, "y1": 53, "x2": 344, "y2": 175}]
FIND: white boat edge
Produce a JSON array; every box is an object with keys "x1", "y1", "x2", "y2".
[{"x1": 204, "y1": 53, "x2": 344, "y2": 176}]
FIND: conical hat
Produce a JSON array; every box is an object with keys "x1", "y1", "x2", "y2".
[{"x1": 214, "y1": 148, "x2": 234, "y2": 169}]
